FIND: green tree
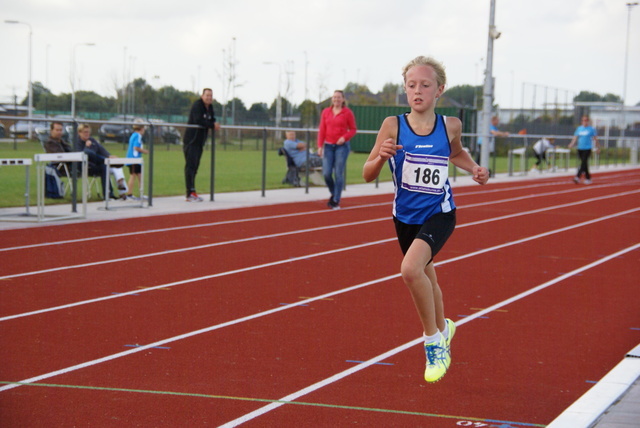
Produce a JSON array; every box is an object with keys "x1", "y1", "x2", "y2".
[
  {"x1": 298, "y1": 99, "x2": 319, "y2": 128},
  {"x1": 602, "y1": 93, "x2": 622, "y2": 103},
  {"x1": 574, "y1": 91, "x2": 603, "y2": 102},
  {"x1": 246, "y1": 103, "x2": 269, "y2": 124},
  {"x1": 379, "y1": 83, "x2": 401, "y2": 105},
  {"x1": 75, "y1": 90, "x2": 115, "y2": 115},
  {"x1": 224, "y1": 98, "x2": 247, "y2": 124},
  {"x1": 347, "y1": 82, "x2": 377, "y2": 105},
  {"x1": 444, "y1": 84, "x2": 481, "y2": 107},
  {"x1": 268, "y1": 97, "x2": 292, "y2": 120}
]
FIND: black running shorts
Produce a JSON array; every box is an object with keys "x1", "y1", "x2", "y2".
[{"x1": 393, "y1": 209, "x2": 457, "y2": 259}]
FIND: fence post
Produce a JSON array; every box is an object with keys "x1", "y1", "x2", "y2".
[
  {"x1": 261, "y1": 128, "x2": 267, "y2": 197},
  {"x1": 71, "y1": 120, "x2": 79, "y2": 213},
  {"x1": 304, "y1": 129, "x2": 311, "y2": 193},
  {"x1": 147, "y1": 123, "x2": 154, "y2": 207},
  {"x1": 210, "y1": 126, "x2": 216, "y2": 201}
]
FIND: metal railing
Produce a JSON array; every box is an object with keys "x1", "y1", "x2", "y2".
[{"x1": 2, "y1": 115, "x2": 638, "y2": 207}]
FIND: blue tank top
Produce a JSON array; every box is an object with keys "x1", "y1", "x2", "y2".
[{"x1": 389, "y1": 113, "x2": 455, "y2": 224}]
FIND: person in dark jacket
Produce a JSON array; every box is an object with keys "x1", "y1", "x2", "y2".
[
  {"x1": 76, "y1": 124, "x2": 126, "y2": 199},
  {"x1": 183, "y1": 88, "x2": 220, "y2": 202},
  {"x1": 45, "y1": 121, "x2": 72, "y2": 154},
  {"x1": 44, "y1": 121, "x2": 73, "y2": 178}
]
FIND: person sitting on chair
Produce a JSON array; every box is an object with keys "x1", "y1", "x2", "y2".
[
  {"x1": 76, "y1": 124, "x2": 127, "y2": 199},
  {"x1": 45, "y1": 121, "x2": 72, "y2": 154},
  {"x1": 44, "y1": 121, "x2": 74, "y2": 175},
  {"x1": 283, "y1": 131, "x2": 322, "y2": 169}
]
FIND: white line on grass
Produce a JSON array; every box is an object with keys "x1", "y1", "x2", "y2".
[{"x1": 0, "y1": 210, "x2": 638, "y2": 394}]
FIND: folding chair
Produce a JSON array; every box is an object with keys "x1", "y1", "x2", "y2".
[{"x1": 278, "y1": 147, "x2": 301, "y2": 187}]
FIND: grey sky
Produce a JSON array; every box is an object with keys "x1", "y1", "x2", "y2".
[{"x1": 1, "y1": 0, "x2": 638, "y2": 111}]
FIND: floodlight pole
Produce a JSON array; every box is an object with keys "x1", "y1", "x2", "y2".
[
  {"x1": 71, "y1": 42, "x2": 95, "y2": 117},
  {"x1": 263, "y1": 61, "x2": 283, "y2": 135},
  {"x1": 622, "y1": 2, "x2": 638, "y2": 139},
  {"x1": 480, "y1": 0, "x2": 498, "y2": 171},
  {"x1": 5, "y1": 20, "x2": 33, "y2": 139}
]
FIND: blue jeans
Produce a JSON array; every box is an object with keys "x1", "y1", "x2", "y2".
[{"x1": 322, "y1": 142, "x2": 350, "y2": 203}]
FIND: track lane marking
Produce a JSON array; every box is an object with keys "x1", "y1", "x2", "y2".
[
  {"x1": 1, "y1": 210, "x2": 638, "y2": 392},
  {"x1": 1, "y1": 189, "x2": 637, "y2": 283},
  {"x1": 218, "y1": 242, "x2": 640, "y2": 427},
  {"x1": 1, "y1": 174, "x2": 635, "y2": 253},
  {"x1": 1, "y1": 205, "x2": 638, "y2": 322}
]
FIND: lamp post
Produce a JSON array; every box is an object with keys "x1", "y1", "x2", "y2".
[
  {"x1": 263, "y1": 62, "x2": 282, "y2": 133},
  {"x1": 71, "y1": 42, "x2": 95, "y2": 117},
  {"x1": 480, "y1": 0, "x2": 500, "y2": 171},
  {"x1": 5, "y1": 20, "x2": 33, "y2": 139},
  {"x1": 622, "y1": 2, "x2": 638, "y2": 136}
]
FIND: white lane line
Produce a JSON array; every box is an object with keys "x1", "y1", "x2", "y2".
[
  {"x1": 1, "y1": 189, "x2": 637, "y2": 283},
  {"x1": 218, "y1": 242, "x2": 640, "y2": 428},
  {"x1": 1, "y1": 204, "x2": 638, "y2": 323},
  {"x1": 1, "y1": 211, "x2": 638, "y2": 394},
  {"x1": 1, "y1": 175, "x2": 632, "y2": 253}
]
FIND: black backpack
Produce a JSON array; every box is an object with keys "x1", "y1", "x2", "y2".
[{"x1": 44, "y1": 164, "x2": 64, "y2": 199}]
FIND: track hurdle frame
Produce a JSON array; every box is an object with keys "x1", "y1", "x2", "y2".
[{"x1": 34, "y1": 152, "x2": 88, "y2": 222}]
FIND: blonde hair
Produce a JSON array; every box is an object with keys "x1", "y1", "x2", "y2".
[
  {"x1": 402, "y1": 56, "x2": 447, "y2": 88},
  {"x1": 78, "y1": 123, "x2": 91, "y2": 133},
  {"x1": 133, "y1": 119, "x2": 145, "y2": 132}
]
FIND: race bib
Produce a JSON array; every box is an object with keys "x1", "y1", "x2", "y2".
[{"x1": 401, "y1": 153, "x2": 449, "y2": 195}]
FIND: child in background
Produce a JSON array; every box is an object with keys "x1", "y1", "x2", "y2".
[
  {"x1": 125, "y1": 123, "x2": 148, "y2": 200},
  {"x1": 530, "y1": 137, "x2": 555, "y2": 171}
]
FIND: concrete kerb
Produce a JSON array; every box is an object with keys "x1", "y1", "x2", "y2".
[{"x1": 0, "y1": 166, "x2": 635, "y2": 232}]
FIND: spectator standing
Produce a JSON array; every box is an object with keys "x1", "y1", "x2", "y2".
[
  {"x1": 317, "y1": 90, "x2": 357, "y2": 209},
  {"x1": 476, "y1": 116, "x2": 509, "y2": 164},
  {"x1": 125, "y1": 122, "x2": 148, "y2": 200},
  {"x1": 183, "y1": 88, "x2": 220, "y2": 202},
  {"x1": 568, "y1": 115, "x2": 599, "y2": 184},
  {"x1": 363, "y1": 56, "x2": 488, "y2": 383}
]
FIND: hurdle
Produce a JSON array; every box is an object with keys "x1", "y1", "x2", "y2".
[
  {"x1": 103, "y1": 157, "x2": 145, "y2": 210},
  {"x1": 0, "y1": 158, "x2": 33, "y2": 221},
  {"x1": 34, "y1": 152, "x2": 88, "y2": 222},
  {"x1": 546, "y1": 147, "x2": 570, "y2": 172}
]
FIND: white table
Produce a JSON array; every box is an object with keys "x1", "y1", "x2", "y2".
[
  {"x1": 546, "y1": 148, "x2": 570, "y2": 171},
  {"x1": 508, "y1": 147, "x2": 527, "y2": 175},
  {"x1": 104, "y1": 157, "x2": 144, "y2": 210},
  {"x1": 34, "y1": 152, "x2": 88, "y2": 222}
]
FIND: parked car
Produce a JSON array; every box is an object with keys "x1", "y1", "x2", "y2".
[
  {"x1": 98, "y1": 115, "x2": 142, "y2": 143},
  {"x1": 9, "y1": 116, "x2": 48, "y2": 138},
  {"x1": 148, "y1": 119, "x2": 182, "y2": 145}
]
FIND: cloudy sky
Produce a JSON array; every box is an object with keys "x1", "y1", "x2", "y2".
[{"x1": 1, "y1": 0, "x2": 639, "y2": 112}]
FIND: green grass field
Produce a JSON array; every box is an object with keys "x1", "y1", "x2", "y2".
[
  {"x1": 1, "y1": 140, "x2": 396, "y2": 208},
  {"x1": 0, "y1": 138, "x2": 556, "y2": 208}
]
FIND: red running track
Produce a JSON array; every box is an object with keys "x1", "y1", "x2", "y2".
[{"x1": 1, "y1": 169, "x2": 639, "y2": 427}]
